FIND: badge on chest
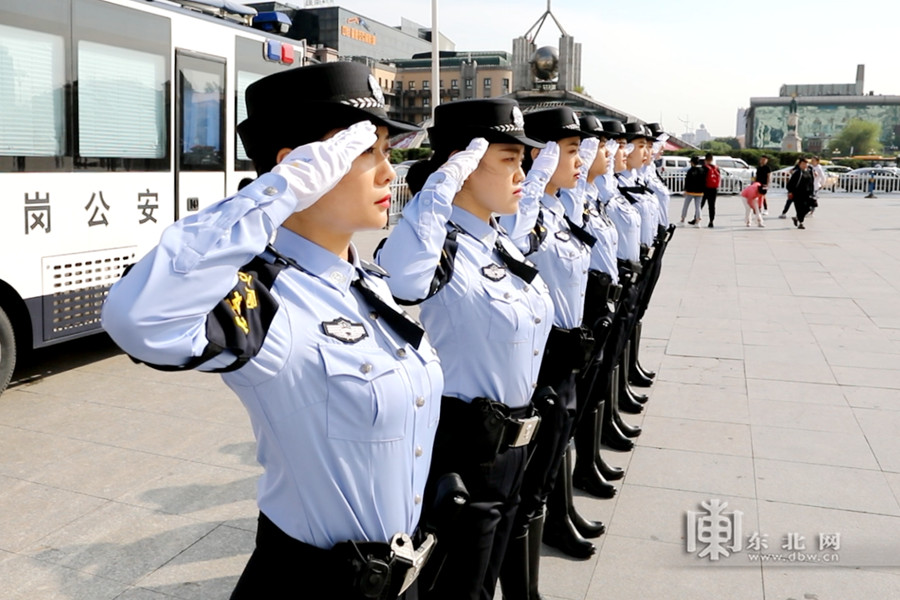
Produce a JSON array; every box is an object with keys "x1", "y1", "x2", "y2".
[
  {"x1": 555, "y1": 230, "x2": 571, "y2": 242},
  {"x1": 481, "y1": 263, "x2": 507, "y2": 282},
  {"x1": 322, "y1": 317, "x2": 368, "y2": 344}
]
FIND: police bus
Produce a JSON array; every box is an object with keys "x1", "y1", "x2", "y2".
[{"x1": 0, "y1": 0, "x2": 305, "y2": 393}]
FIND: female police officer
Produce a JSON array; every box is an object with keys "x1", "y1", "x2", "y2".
[
  {"x1": 497, "y1": 107, "x2": 598, "y2": 598},
  {"x1": 377, "y1": 98, "x2": 553, "y2": 600},
  {"x1": 102, "y1": 62, "x2": 443, "y2": 600}
]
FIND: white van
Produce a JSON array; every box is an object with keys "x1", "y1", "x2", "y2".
[{"x1": 657, "y1": 155, "x2": 691, "y2": 174}]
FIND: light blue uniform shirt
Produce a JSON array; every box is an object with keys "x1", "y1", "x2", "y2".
[
  {"x1": 560, "y1": 180, "x2": 619, "y2": 284},
  {"x1": 378, "y1": 172, "x2": 553, "y2": 408},
  {"x1": 641, "y1": 164, "x2": 671, "y2": 227},
  {"x1": 616, "y1": 170, "x2": 660, "y2": 247},
  {"x1": 596, "y1": 173, "x2": 642, "y2": 263},
  {"x1": 102, "y1": 173, "x2": 443, "y2": 549},
  {"x1": 500, "y1": 169, "x2": 591, "y2": 330}
]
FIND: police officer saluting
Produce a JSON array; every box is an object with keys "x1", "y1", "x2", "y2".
[
  {"x1": 377, "y1": 98, "x2": 553, "y2": 600},
  {"x1": 102, "y1": 62, "x2": 444, "y2": 600},
  {"x1": 498, "y1": 106, "x2": 599, "y2": 598}
]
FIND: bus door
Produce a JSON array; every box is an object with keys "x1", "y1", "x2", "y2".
[{"x1": 175, "y1": 50, "x2": 226, "y2": 219}]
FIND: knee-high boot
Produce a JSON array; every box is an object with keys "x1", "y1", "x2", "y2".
[
  {"x1": 630, "y1": 321, "x2": 656, "y2": 383},
  {"x1": 603, "y1": 366, "x2": 634, "y2": 452},
  {"x1": 500, "y1": 513, "x2": 545, "y2": 600},
  {"x1": 573, "y1": 405, "x2": 619, "y2": 497},
  {"x1": 618, "y1": 343, "x2": 648, "y2": 413},
  {"x1": 542, "y1": 446, "x2": 598, "y2": 559}
]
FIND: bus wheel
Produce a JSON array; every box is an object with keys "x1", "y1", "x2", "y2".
[{"x1": 0, "y1": 307, "x2": 15, "y2": 396}]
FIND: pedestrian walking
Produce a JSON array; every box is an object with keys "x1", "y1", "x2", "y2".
[
  {"x1": 102, "y1": 62, "x2": 444, "y2": 600},
  {"x1": 701, "y1": 152, "x2": 720, "y2": 227},
  {"x1": 681, "y1": 156, "x2": 705, "y2": 226},
  {"x1": 786, "y1": 156, "x2": 815, "y2": 229}
]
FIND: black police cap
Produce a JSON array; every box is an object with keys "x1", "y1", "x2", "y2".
[
  {"x1": 579, "y1": 115, "x2": 610, "y2": 139},
  {"x1": 646, "y1": 122, "x2": 666, "y2": 139},
  {"x1": 523, "y1": 107, "x2": 597, "y2": 144},
  {"x1": 237, "y1": 62, "x2": 418, "y2": 161},
  {"x1": 623, "y1": 122, "x2": 655, "y2": 141},
  {"x1": 428, "y1": 98, "x2": 545, "y2": 151},
  {"x1": 601, "y1": 120, "x2": 628, "y2": 139}
]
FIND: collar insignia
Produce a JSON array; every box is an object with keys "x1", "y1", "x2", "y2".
[
  {"x1": 322, "y1": 317, "x2": 368, "y2": 344},
  {"x1": 481, "y1": 263, "x2": 507, "y2": 281}
]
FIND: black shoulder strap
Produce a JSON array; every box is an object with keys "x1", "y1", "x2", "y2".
[
  {"x1": 387, "y1": 222, "x2": 462, "y2": 306},
  {"x1": 132, "y1": 255, "x2": 284, "y2": 374},
  {"x1": 525, "y1": 208, "x2": 548, "y2": 255}
]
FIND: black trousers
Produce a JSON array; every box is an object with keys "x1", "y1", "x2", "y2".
[
  {"x1": 795, "y1": 197, "x2": 812, "y2": 223},
  {"x1": 702, "y1": 187, "x2": 718, "y2": 222},
  {"x1": 513, "y1": 373, "x2": 577, "y2": 530},
  {"x1": 782, "y1": 196, "x2": 794, "y2": 215},
  {"x1": 230, "y1": 513, "x2": 419, "y2": 600},
  {"x1": 420, "y1": 435, "x2": 528, "y2": 600}
]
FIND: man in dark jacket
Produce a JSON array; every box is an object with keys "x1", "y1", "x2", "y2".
[
  {"x1": 680, "y1": 156, "x2": 706, "y2": 226},
  {"x1": 700, "y1": 153, "x2": 720, "y2": 227},
  {"x1": 786, "y1": 157, "x2": 815, "y2": 229}
]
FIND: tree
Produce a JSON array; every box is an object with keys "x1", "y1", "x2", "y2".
[
  {"x1": 714, "y1": 137, "x2": 741, "y2": 150},
  {"x1": 700, "y1": 140, "x2": 733, "y2": 154},
  {"x1": 828, "y1": 119, "x2": 882, "y2": 156}
]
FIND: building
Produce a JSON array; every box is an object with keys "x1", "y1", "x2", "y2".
[
  {"x1": 249, "y1": 3, "x2": 454, "y2": 61},
  {"x1": 746, "y1": 65, "x2": 900, "y2": 153},
  {"x1": 389, "y1": 51, "x2": 513, "y2": 124}
]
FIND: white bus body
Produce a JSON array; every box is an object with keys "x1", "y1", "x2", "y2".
[{"x1": 0, "y1": 0, "x2": 306, "y2": 393}]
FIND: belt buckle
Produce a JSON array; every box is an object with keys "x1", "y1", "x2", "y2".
[
  {"x1": 509, "y1": 415, "x2": 541, "y2": 447},
  {"x1": 646, "y1": 246, "x2": 656, "y2": 260},
  {"x1": 390, "y1": 532, "x2": 436, "y2": 595}
]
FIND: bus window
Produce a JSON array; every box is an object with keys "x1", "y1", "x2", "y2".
[
  {"x1": 0, "y1": 24, "x2": 65, "y2": 158},
  {"x1": 78, "y1": 41, "x2": 167, "y2": 160},
  {"x1": 178, "y1": 59, "x2": 225, "y2": 171},
  {"x1": 73, "y1": 0, "x2": 170, "y2": 171}
]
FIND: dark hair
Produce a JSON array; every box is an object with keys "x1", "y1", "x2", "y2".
[
  {"x1": 405, "y1": 150, "x2": 452, "y2": 195},
  {"x1": 690, "y1": 156, "x2": 700, "y2": 165},
  {"x1": 704, "y1": 152, "x2": 713, "y2": 161}
]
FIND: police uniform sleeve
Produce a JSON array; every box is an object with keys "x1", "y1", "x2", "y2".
[
  {"x1": 376, "y1": 172, "x2": 461, "y2": 304},
  {"x1": 101, "y1": 174, "x2": 298, "y2": 369}
]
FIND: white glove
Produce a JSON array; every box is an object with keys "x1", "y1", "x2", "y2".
[
  {"x1": 272, "y1": 121, "x2": 378, "y2": 212},
  {"x1": 578, "y1": 137, "x2": 600, "y2": 178},
  {"x1": 624, "y1": 142, "x2": 635, "y2": 156},
  {"x1": 436, "y1": 137, "x2": 489, "y2": 192},
  {"x1": 658, "y1": 133, "x2": 670, "y2": 145},
  {"x1": 523, "y1": 141, "x2": 559, "y2": 195},
  {"x1": 605, "y1": 139, "x2": 619, "y2": 154},
  {"x1": 651, "y1": 141, "x2": 662, "y2": 156}
]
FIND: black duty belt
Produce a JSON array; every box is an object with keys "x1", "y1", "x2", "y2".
[
  {"x1": 546, "y1": 324, "x2": 595, "y2": 374},
  {"x1": 439, "y1": 396, "x2": 541, "y2": 463},
  {"x1": 587, "y1": 270, "x2": 622, "y2": 303},
  {"x1": 617, "y1": 258, "x2": 642, "y2": 283},
  {"x1": 256, "y1": 512, "x2": 435, "y2": 600}
]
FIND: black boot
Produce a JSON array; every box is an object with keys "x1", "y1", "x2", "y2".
[
  {"x1": 573, "y1": 406, "x2": 618, "y2": 498},
  {"x1": 562, "y1": 445, "x2": 606, "y2": 538},
  {"x1": 612, "y1": 403, "x2": 642, "y2": 438},
  {"x1": 500, "y1": 514, "x2": 548, "y2": 600},
  {"x1": 542, "y1": 450, "x2": 597, "y2": 559},
  {"x1": 617, "y1": 355, "x2": 645, "y2": 415},
  {"x1": 631, "y1": 321, "x2": 656, "y2": 381},
  {"x1": 619, "y1": 340, "x2": 650, "y2": 404},
  {"x1": 603, "y1": 366, "x2": 635, "y2": 452}
]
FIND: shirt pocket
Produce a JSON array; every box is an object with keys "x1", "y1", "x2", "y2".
[
  {"x1": 482, "y1": 282, "x2": 528, "y2": 343},
  {"x1": 319, "y1": 344, "x2": 409, "y2": 442}
]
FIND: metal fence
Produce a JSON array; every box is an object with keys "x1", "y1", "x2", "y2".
[
  {"x1": 769, "y1": 171, "x2": 900, "y2": 193},
  {"x1": 388, "y1": 171, "x2": 412, "y2": 225}
]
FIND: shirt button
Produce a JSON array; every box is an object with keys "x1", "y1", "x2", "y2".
[
  {"x1": 330, "y1": 271, "x2": 345, "y2": 284},
  {"x1": 532, "y1": 382, "x2": 537, "y2": 389},
  {"x1": 414, "y1": 494, "x2": 422, "y2": 505},
  {"x1": 360, "y1": 363, "x2": 373, "y2": 374},
  {"x1": 369, "y1": 311, "x2": 378, "y2": 320},
  {"x1": 396, "y1": 348, "x2": 407, "y2": 358},
  {"x1": 504, "y1": 292, "x2": 512, "y2": 299},
  {"x1": 432, "y1": 347, "x2": 438, "y2": 355},
  {"x1": 263, "y1": 186, "x2": 278, "y2": 196},
  {"x1": 415, "y1": 446, "x2": 423, "y2": 457},
  {"x1": 415, "y1": 396, "x2": 425, "y2": 407},
  {"x1": 534, "y1": 317, "x2": 542, "y2": 324},
  {"x1": 534, "y1": 350, "x2": 539, "y2": 356}
]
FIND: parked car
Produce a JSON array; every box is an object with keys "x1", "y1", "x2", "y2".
[
  {"x1": 711, "y1": 156, "x2": 754, "y2": 193},
  {"x1": 657, "y1": 155, "x2": 691, "y2": 174},
  {"x1": 840, "y1": 167, "x2": 900, "y2": 193}
]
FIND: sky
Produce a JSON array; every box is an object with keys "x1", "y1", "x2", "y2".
[{"x1": 307, "y1": 0, "x2": 900, "y2": 140}]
